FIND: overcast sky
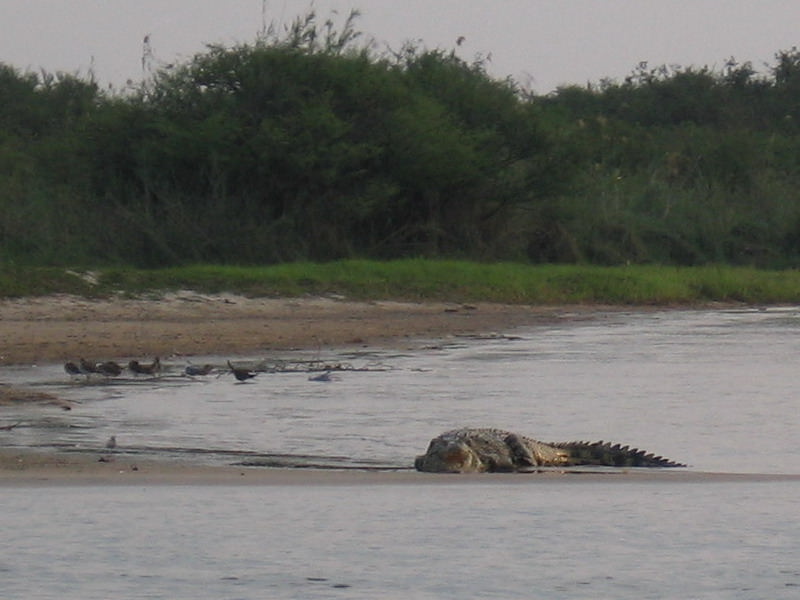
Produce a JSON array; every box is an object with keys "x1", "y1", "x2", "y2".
[{"x1": 2, "y1": 1, "x2": 800, "y2": 94}]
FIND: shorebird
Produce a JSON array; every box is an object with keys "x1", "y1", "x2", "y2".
[
  {"x1": 79, "y1": 358, "x2": 99, "y2": 375},
  {"x1": 97, "y1": 361, "x2": 123, "y2": 377},
  {"x1": 184, "y1": 363, "x2": 214, "y2": 376},
  {"x1": 105, "y1": 435, "x2": 116, "y2": 449},
  {"x1": 227, "y1": 360, "x2": 257, "y2": 382},
  {"x1": 128, "y1": 357, "x2": 161, "y2": 376},
  {"x1": 64, "y1": 361, "x2": 83, "y2": 378}
]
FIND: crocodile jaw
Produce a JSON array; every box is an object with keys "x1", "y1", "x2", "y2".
[{"x1": 414, "y1": 441, "x2": 488, "y2": 473}]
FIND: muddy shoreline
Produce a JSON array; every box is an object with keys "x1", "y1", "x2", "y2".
[{"x1": 0, "y1": 292, "x2": 613, "y2": 366}]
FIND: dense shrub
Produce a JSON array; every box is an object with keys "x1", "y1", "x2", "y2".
[{"x1": 2, "y1": 12, "x2": 800, "y2": 268}]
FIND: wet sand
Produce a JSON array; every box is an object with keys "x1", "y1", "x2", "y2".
[{"x1": 2, "y1": 449, "x2": 798, "y2": 486}]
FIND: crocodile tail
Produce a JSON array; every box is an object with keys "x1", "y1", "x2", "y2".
[{"x1": 554, "y1": 441, "x2": 686, "y2": 468}]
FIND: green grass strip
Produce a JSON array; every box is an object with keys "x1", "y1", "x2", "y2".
[{"x1": 2, "y1": 260, "x2": 800, "y2": 305}]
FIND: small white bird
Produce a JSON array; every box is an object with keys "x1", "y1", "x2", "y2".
[{"x1": 105, "y1": 435, "x2": 116, "y2": 450}]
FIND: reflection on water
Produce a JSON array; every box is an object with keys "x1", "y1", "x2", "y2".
[
  {"x1": 3, "y1": 307, "x2": 800, "y2": 598},
  {"x1": 3, "y1": 306, "x2": 800, "y2": 473}
]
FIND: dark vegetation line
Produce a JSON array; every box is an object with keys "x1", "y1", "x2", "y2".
[{"x1": 2, "y1": 10, "x2": 800, "y2": 270}]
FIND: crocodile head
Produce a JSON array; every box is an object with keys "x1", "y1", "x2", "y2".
[
  {"x1": 414, "y1": 441, "x2": 490, "y2": 473},
  {"x1": 414, "y1": 431, "x2": 517, "y2": 473},
  {"x1": 414, "y1": 440, "x2": 486, "y2": 473}
]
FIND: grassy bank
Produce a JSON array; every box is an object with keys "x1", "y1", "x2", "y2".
[{"x1": 2, "y1": 260, "x2": 799, "y2": 305}]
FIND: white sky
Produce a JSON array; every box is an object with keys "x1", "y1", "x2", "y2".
[{"x1": 2, "y1": 1, "x2": 800, "y2": 94}]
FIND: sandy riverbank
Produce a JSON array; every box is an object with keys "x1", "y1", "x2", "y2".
[{"x1": 0, "y1": 292, "x2": 609, "y2": 366}]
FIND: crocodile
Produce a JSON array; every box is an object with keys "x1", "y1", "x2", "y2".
[{"x1": 414, "y1": 428, "x2": 686, "y2": 473}]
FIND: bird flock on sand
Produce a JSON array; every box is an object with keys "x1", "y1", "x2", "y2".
[
  {"x1": 62, "y1": 356, "x2": 276, "y2": 383},
  {"x1": 64, "y1": 357, "x2": 216, "y2": 379},
  {"x1": 64, "y1": 357, "x2": 165, "y2": 379}
]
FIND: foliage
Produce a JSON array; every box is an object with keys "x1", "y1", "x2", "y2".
[
  {"x1": 11, "y1": 9, "x2": 560, "y2": 266},
  {"x1": 538, "y1": 52, "x2": 800, "y2": 266},
  {"x1": 3, "y1": 11, "x2": 800, "y2": 270}
]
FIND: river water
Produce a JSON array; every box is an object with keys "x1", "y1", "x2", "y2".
[{"x1": 2, "y1": 306, "x2": 799, "y2": 598}]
